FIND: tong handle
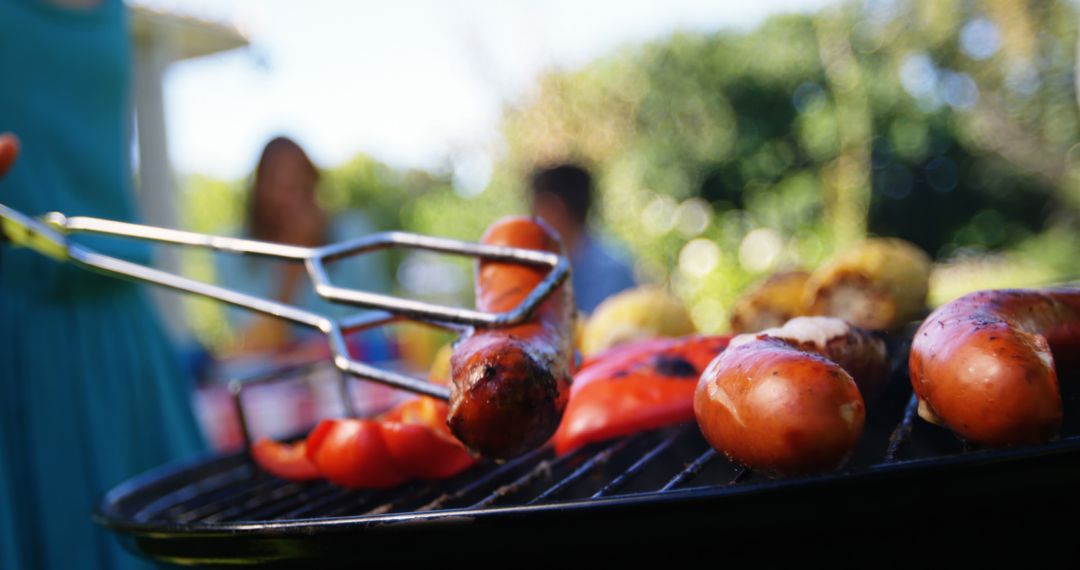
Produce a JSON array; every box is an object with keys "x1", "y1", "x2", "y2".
[
  {"x1": 0, "y1": 202, "x2": 451, "y2": 402},
  {"x1": 0, "y1": 203, "x2": 68, "y2": 261}
]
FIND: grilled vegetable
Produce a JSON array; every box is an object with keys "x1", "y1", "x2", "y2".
[
  {"x1": 251, "y1": 397, "x2": 477, "y2": 489},
  {"x1": 581, "y1": 286, "x2": 696, "y2": 356},
  {"x1": 803, "y1": 238, "x2": 930, "y2": 330},
  {"x1": 730, "y1": 270, "x2": 811, "y2": 333},
  {"x1": 251, "y1": 438, "x2": 320, "y2": 481},
  {"x1": 553, "y1": 335, "x2": 730, "y2": 455},
  {"x1": 304, "y1": 418, "x2": 407, "y2": 488}
]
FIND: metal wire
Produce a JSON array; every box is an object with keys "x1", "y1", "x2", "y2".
[
  {"x1": 470, "y1": 446, "x2": 592, "y2": 508},
  {"x1": 134, "y1": 460, "x2": 254, "y2": 524},
  {"x1": 593, "y1": 428, "x2": 686, "y2": 498},
  {"x1": 884, "y1": 394, "x2": 920, "y2": 463},
  {"x1": 417, "y1": 448, "x2": 546, "y2": 511},
  {"x1": 527, "y1": 437, "x2": 637, "y2": 504},
  {"x1": 661, "y1": 449, "x2": 719, "y2": 491}
]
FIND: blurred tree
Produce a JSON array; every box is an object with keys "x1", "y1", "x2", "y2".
[{"x1": 490, "y1": 0, "x2": 1079, "y2": 330}]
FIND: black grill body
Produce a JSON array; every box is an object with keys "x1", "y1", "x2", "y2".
[{"x1": 96, "y1": 336, "x2": 1080, "y2": 565}]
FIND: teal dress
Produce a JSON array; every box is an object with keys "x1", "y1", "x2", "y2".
[{"x1": 0, "y1": 1, "x2": 205, "y2": 568}]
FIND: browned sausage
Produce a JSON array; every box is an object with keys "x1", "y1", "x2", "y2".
[
  {"x1": 748, "y1": 317, "x2": 890, "y2": 403},
  {"x1": 447, "y1": 216, "x2": 575, "y2": 459},
  {"x1": 694, "y1": 317, "x2": 887, "y2": 476},
  {"x1": 909, "y1": 288, "x2": 1080, "y2": 446}
]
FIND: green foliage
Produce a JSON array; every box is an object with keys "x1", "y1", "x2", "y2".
[
  {"x1": 180, "y1": 0, "x2": 1080, "y2": 344},
  {"x1": 177, "y1": 175, "x2": 244, "y2": 346}
]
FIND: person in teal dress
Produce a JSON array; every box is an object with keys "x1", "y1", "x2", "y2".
[{"x1": 0, "y1": 1, "x2": 205, "y2": 568}]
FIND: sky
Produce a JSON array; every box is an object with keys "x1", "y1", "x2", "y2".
[{"x1": 138, "y1": 0, "x2": 839, "y2": 188}]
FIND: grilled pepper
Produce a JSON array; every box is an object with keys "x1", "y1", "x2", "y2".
[
  {"x1": 552, "y1": 335, "x2": 730, "y2": 455},
  {"x1": 252, "y1": 397, "x2": 477, "y2": 488}
]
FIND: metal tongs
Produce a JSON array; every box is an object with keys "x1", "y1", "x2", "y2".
[{"x1": 0, "y1": 203, "x2": 570, "y2": 408}]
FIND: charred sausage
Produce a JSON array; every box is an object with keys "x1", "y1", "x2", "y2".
[{"x1": 447, "y1": 217, "x2": 575, "y2": 459}]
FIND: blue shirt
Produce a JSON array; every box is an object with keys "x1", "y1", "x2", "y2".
[{"x1": 569, "y1": 233, "x2": 637, "y2": 313}]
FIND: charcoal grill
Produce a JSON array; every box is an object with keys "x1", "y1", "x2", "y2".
[{"x1": 95, "y1": 334, "x2": 1080, "y2": 565}]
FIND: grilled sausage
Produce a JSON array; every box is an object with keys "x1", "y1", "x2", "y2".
[
  {"x1": 909, "y1": 288, "x2": 1080, "y2": 446},
  {"x1": 447, "y1": 217, "x2": 575, "y2": 459},
  {"x1": 750, "y1": 317, "x2": 890, "y2": 403},
  {"x1": 694, "y1": 317, "x2": 887, "y2": 476}
]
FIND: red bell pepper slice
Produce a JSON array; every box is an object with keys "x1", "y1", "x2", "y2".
[
  {"x1": 552, "y1": 335, "x2": 730, "y2": 455},
  {"x1": 305, "y1": 418, "x2": 407, "y2": 488},
  {"x1": 250, "y1": 438, "x2": 320, "y2": 481},
  {"x1": 380, "y1": 398, "x2": 479, "y2": 480},
  {"x1": 252, "y1": 397, "x2": 478, "y2": 488}
]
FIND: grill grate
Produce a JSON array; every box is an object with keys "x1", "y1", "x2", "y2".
[{"x1": 97, "y1": 334, "x2": 1080, "y2": 564}]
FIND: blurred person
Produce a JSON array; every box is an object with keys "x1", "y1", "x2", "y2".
[
  {"x1": 530, "y1": 163, "x2": 636, "y2": 313},
  {"x1": 216, "y1": 136, "x2": 392, "y2": 358},
  {"x1": 0, "y1": 2, "x2": 204, "y2": 569}
]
